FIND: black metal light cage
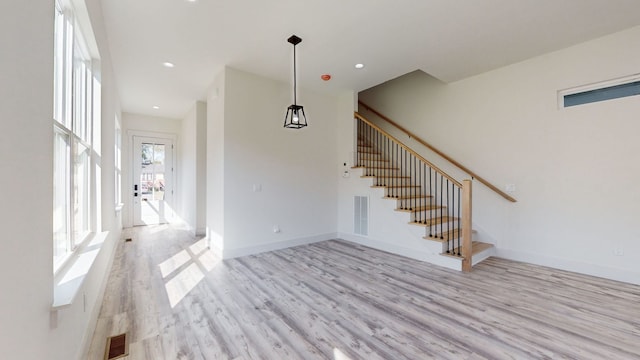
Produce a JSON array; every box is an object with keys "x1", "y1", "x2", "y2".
[{"x1": 284, "y1": 35, "x2": 307, "y2": 129}]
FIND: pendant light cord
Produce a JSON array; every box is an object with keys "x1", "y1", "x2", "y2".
[{"x1": 293, "y1": 44, "x2": 297, "y2": 106}]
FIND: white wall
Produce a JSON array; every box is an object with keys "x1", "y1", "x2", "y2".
[
  {"x1": 0, "y1": 1, "x2": 123, "y2": 359},
  {"x1": 358, "y1": 26, "x2": 640, "y2": 284},
  {"x1": 121, "y1": 113, "x2": 181, "y2": 228},
  {"x1": 180, "y1": 101, "x2": 207, "y2": 235},
  {"x1": 208, "y1": 67, "x2": 343, "y2": 257}
]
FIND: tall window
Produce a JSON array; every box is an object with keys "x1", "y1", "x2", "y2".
[{"x1": 53, "y1": 2, "x2": 94, "y2": 270}]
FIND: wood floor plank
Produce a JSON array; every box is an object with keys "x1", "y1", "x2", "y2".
[{"x1": 88, "y1": 225, "x2": 640, "y2": 360}]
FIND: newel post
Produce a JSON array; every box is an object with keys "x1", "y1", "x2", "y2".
[{"x1": 461, "y1": 179, "x2": 473, "y2": 272}]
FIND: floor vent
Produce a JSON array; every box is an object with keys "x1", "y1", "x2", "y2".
[
  {"x1": 104, "y1": 333, "x2": 129, "y2": 360},
  {"x1": 125, "y1": 238, "x2": 132, "y2": 242}
]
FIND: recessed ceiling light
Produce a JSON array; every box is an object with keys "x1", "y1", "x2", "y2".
[
  {"x1": 162, "y1": 62, "x2": 175, "y2": 68},
  {"x1": 152, "y1": 106, "x2": 160, "y2": 109},
  {"x1": 355, "y1": 63, "x2": 365, "y2": 69}
]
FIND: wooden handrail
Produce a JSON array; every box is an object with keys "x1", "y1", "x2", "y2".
[
  {"x1": 354, "y1": 112, "x2": 462, "y2": 188},
  {"x1": 358, "y1": 101, "x2": 517, "y2": 203}
]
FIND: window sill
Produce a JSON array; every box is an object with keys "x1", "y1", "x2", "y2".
[{"x1": 52, "y1": 231, "x2": 109, "y2": 310}]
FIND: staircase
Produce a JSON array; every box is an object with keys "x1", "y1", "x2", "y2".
[{"x1": 352, "y1": 112, "x2": 494, "y2": 271}]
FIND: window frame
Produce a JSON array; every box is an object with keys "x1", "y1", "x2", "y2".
[
  {"x1": 53, "y1": 0, "x2": 96, "y2": 273},
  {"x1": 558, "y1": 73, "x2": 640, "y2": 109}
]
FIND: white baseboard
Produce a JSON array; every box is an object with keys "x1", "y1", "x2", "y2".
[
  {"x1": 337, "y1": 232, "x2": 462, "y2": 271},
  {"x1": 221, "y1": 233, "x2": 338, "y2": 259},
  {"x1": 496, "y1": 248, "x2": 640, "y2": 286}
]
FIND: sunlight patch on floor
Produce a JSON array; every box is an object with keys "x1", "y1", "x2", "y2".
[
  {"x1": 164, "y1": 263, "x2": 204, "y2": 308},
  {"x1": 189, "y1": 238, "x2": 208, "y2": 256},
  {"x1": 333, "y1": 348, "x2": 353, "y2": 360},
  {"x1": 158, "y1": 250, "x2": 190, "y2": 278}
]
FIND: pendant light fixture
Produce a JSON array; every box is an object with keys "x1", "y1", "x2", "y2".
[{"x1": 284, "y1": 35, "x2": 307, "y2": 129}]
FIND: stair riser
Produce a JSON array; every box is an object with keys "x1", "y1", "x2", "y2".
[
  {"x1": 357, "y1": 154, "x2": 384, "y2": 160},
  {"x1": 383, "y1": 187, "x2": 423, "y2": 197},
  {"x1": 408, "y1": 210, "x2": 449, "y2": 222},
  {"x1": 370, "y1": 178, "x2": 414, "y2": 186},
  {"x1": 395, "y1": 201, "x2": 441, "y2": 210},
  {"x1": 358, "y1": 160, "x2": 390, "y2": 166},
  {"x1": 362, "y1": 168, "x2": 403, "y2": 176},
  {"x1": 422, "y1": 220, "x2": 460, "y2": 233},
  {"x1": 395, "y1": 197, "x2": 432, "y2": 208}
]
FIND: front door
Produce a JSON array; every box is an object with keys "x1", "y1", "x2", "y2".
[{"x1": 133, "y1": 136, "x2": 174, "y2": 226}]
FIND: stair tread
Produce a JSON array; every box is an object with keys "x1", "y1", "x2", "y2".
[
  {"x1": 395, "y1": 204, "x2": 444, "y2": 212},
  {"x1": 440, "y1": 242, "x2": 494, "y2": 260},
  {"x1": 371, "y1": 184, "x2": 420, "y2": 188},
  {"x1": 361, "y1": 166, "x2": 400, "y2": 170},
  {"x1": 361, "y1": 175, "x2": 411, "y2": 179},
  {"x1": 386, "y1": 194, "x2": 433, "y2": 199},
  {"x1": 424, "y1": 228, "x2": 463, "y2": 241},
  {"x1": 408, "y1": 216, "x2": 458, "y2": 226}
]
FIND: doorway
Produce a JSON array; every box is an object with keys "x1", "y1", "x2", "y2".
[{"x1": 132, "y1": 136, "x2": 175, "y2": 226}]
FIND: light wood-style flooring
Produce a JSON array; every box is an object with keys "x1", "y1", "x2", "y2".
[{"x1": 87, "y1": 224, "x2": 640, "y2": 359}]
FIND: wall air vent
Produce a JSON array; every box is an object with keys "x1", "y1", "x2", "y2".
[{"x1": 354, "y1": 196, "x2": 369, "y2": 236}]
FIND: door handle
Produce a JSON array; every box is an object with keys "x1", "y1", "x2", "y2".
[
  {"x1": 134, "y1": 192, "x2": 138, "y2": 197},
  {"x1": 134, "y1": 184, "x2": 138, "y2": 190}
]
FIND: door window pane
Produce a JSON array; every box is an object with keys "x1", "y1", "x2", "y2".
[{"x1": 140, "y1": 143, "x2": 166, "y2": 202}]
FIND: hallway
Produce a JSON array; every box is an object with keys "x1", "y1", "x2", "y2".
[{"x1": 87, "y1": 225, "x2": 640, "y2": 359}]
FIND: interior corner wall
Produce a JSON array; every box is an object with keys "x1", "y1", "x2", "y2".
[
  {"x1": 206, "y1": 70, "x2": 226, "y2": 252},
  {"x1": 180, "y1": 105, "x2": 197, "y2": 231},
  {"x1": 216, "y1": 67, "x2": 340, "y2": 257},
  {"x1": 195, "y1": 101, "x2": 207, "y2": 234},
  {"x1": 358, "y1": 25, "x2": 640, "y2": 284},
  {"x1": 336, "y1": 92, "x2": 358, "y2": 231},
  {"x1": 121, "y1": 113, "x2": 181, "y2": 228},
  {"x1": 180, "y1": 101, "x2": 207, "y2": 235}
]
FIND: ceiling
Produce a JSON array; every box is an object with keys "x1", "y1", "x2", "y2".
[{"x1": 100, "y1": 0, "x2": 640, "y2": 119}]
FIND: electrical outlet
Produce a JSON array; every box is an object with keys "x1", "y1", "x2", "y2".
[
  {"x1": 505, "y1": 184, "x2": 516, "y2": 193},
  {"x1": 613, "y1": 247, "x2": 624, "y2": 256},
  {"x1": 273, "y1": 225, "x2": 280, "y2": 233}
]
